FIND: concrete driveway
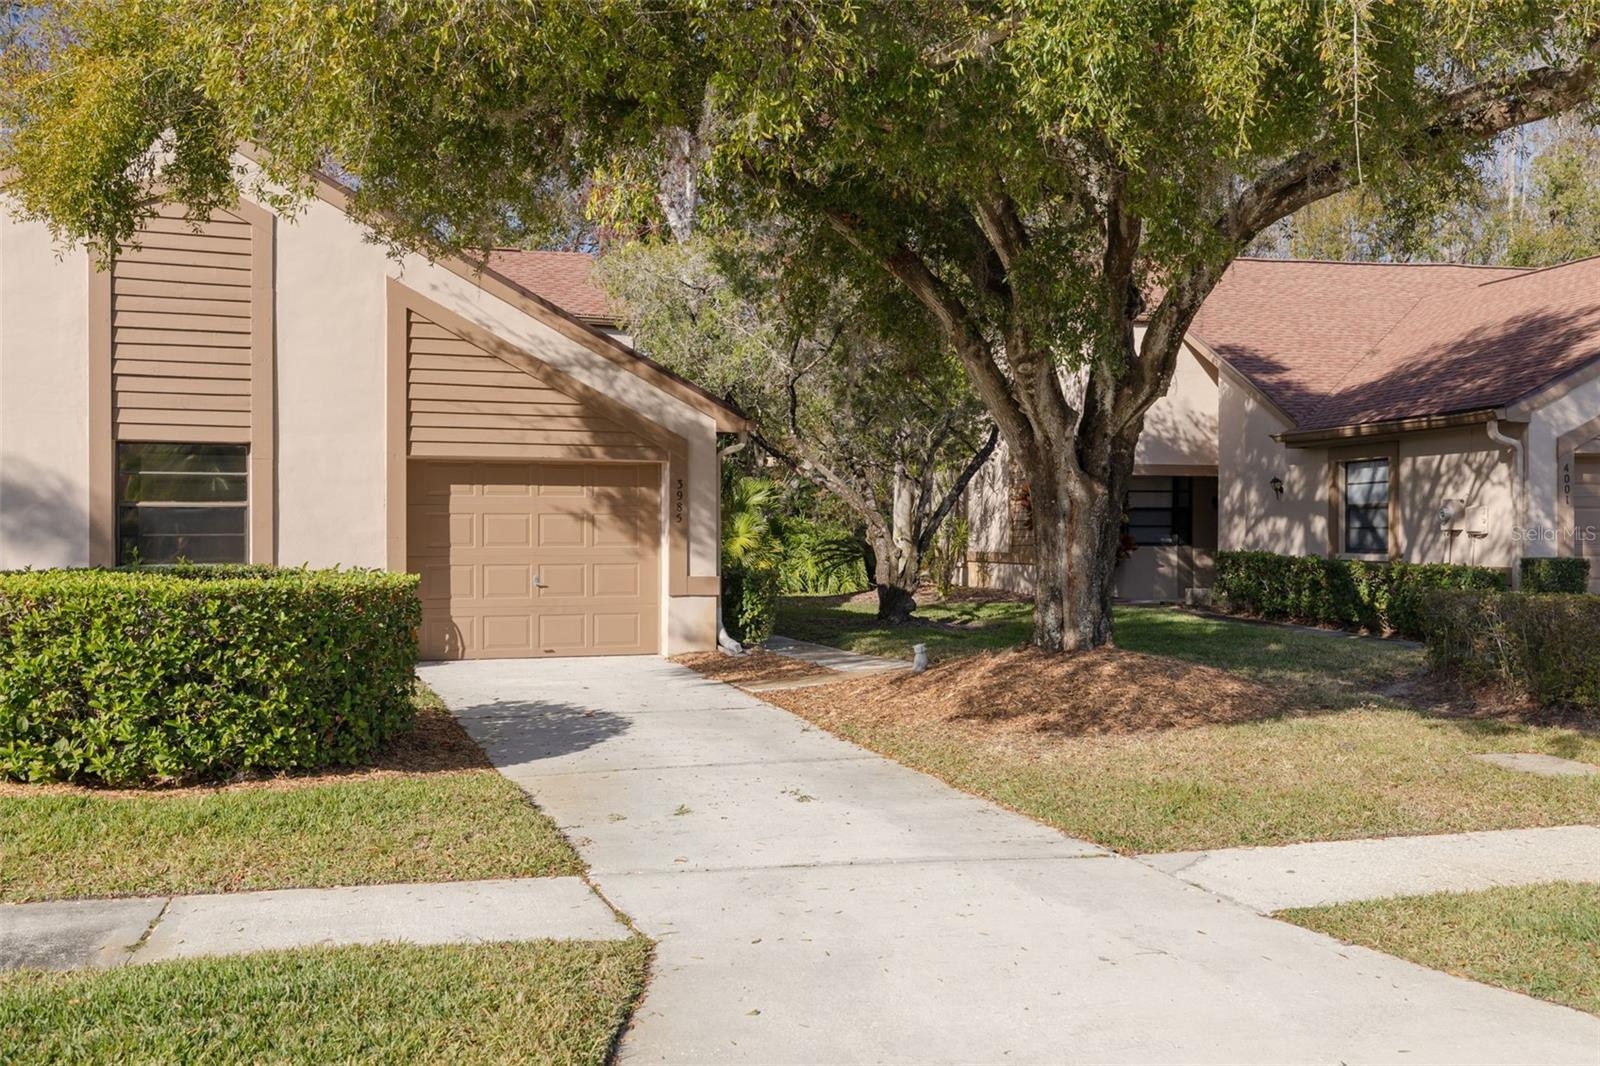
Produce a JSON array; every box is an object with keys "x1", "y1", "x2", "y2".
[{"x1": 418, "y1": 657, "x2": 1600, "y2": 1065}]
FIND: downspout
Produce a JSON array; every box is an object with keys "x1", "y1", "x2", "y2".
[
  {"x1": 1485, "y1": 420, "x2": 1524, "y2": 590},
  {"x1": 715, "y1": 432, "x2": 751, "y2": 654}
]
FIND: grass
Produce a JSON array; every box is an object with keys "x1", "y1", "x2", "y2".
[
  {"x1": 789, "y1": 703, "x2": 1600, "y2": 852},
  {"x1": 778, "y1": 596, "x2": 1423, "y2": 707},
  {"x1": 0, "y1": 939, "x2": 651, "y2": 1065},
  {"x1": 0, "y1": 687, "x2": 581, "y2": 902},
  {"x1": 1282, "y1": 882, "x2": 1600, "y2": 1016},
  {"x1": 761, "y1": 594, "x2": 1600, "y2": 853}
]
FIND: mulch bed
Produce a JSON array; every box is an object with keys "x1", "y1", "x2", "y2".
[
  {"x1": 671, "y1": 649, "x2": 839, "y2": 687},
  {"x1": 0, "y1": 704, "x2": 491, "y2": 799},
  {"x1": 758, "y1": 646, "x2": 1288, "y2": 740}
]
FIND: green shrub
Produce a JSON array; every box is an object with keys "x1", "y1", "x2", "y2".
[
  {"x1": 1519, "y1": 557, "x2": 1591, "y2": 594},
  {"x1": 0, "y1": 568, "x2": 420, "y2": 786},
  {"x1": 1420, "y1": 589, "x2": 1600, "y2": 709},
  {"x1": 723, "y1": 566, "x2": 780, "y2": 645},
  {"x1": 777, "y1": 521, "x2": 867, "y2": 596},
  {"x1": 1213, "y1": 551, "x2": 1506, "y2": 638}
]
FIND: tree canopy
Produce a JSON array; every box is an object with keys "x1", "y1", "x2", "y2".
[
  {"x1": 596, "y1": 232, "x2": 995, "y2": 620},
  {"x1": 1252, "y1": 120, "x2": 1600, "y2": 265},
  {"x1": 5, "y1": 1, "x2": 1600, "y2": 649}
]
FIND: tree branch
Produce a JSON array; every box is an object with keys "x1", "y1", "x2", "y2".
[
  {"x1": 916, "y1": 422, "x2": 1000, "y2": 555},
  {"x1": 820, "y1": 207, "x2": 1035, "y2": 455}
]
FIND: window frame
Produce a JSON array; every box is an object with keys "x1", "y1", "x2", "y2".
[
  {"x1": 1330, "y1": 443, "x2": 1399, "y2": 561},
  {"x1": 115, "y1": 442, "x2": 251, "y2": 566},
  {"x1": 1122, "y1": 475, "x2": 1195, "y2": 548}
]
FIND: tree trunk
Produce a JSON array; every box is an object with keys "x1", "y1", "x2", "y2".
[
  {"x1": 1015, "y1": 426, "x2": 1136, "y2": 653},
  {"x1": 875, "y1": 582, "x2": 918, "y2": 624},
  {"x1": 868, "y1": 461, "x2": 924, "y2": 623}
]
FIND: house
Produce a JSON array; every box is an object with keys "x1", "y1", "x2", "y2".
[
  {"x1": 968, "y1": 257, "x2": 1600, "y2": 600},
  {"x1": 0, "y1": 158, "x2": 746, "y2": 658}
]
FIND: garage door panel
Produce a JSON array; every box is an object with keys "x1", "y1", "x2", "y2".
[
  {"x1": 593, "y1": 613, "x2": 641, "y2": 648},
  {"x1": 537, "y1": 513, "x2": 587, "y2": 547},
  {"x1": 538, "y1": 613, "x2": 587, "y2": 650},
  {"x1": 593, "y1": 563, "x2": 640, "y2": 597},
  {"x1": 482, "y1": 512, "x2": 534, "y2": 547},
  {"x1": 481, "y1": 563, "x2": 533, "y2": 599},
  {"x1": 538, "y1": 563, "x2": 588, "y2": 597},
  {"x1": 419, "y1": 562, "x2": 475, "y2": 601},
  {"x1": 481, "y1": 476, "x2": 533, "y2": 496},
  {"x1": 537, "y1": 469, "x2": 587, "y2": 493},
  {"x1": 593, "y1": 512, "x2": 639, "y2": 547},
  {"x1": 409, "y1": 460, "x2": 660, "y2": 659},
  {"x1": 482, "y1": 614, "x2": 534, "y2": 653}
]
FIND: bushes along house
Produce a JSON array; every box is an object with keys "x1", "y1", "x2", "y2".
[
  {"x1": 1212, "y1": 551, "x2": 1507, "y2": 638},
  {"x1": 0, "y1": 567, "x2": 420, "y2": 786}
]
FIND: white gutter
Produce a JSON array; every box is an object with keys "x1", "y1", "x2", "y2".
[{"x1": 1485, "y1": 420, "x2": 1525, "y2": 590}]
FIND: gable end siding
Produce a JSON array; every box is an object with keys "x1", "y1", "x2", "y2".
[
  {"x1": 111, "y1": 204, "x2": 258, "y2": 443},
  {"x1": 405, "y1": 309, "x2": 658, "y2": 461}
]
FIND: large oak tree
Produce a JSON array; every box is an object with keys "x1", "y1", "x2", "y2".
[
  {"x1": 5, "y1": 0, "x2": 1599, "y2": 650},
  {"x1": 596, "y1": 235, "x2": 996, "y2": 622}
]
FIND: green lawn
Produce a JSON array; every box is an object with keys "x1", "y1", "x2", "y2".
[
  {"x1": 765, "y1": 595, "x2": 1600, "y2": 852},
  {"x1": 778, "y1": 596, "x2": 1423, "y2": 707},
  {"x1": 1282, "y1": 882, "x2": 1600, "y2": 1016},
  {"x1": 0, "y1": 689, "x2": 581, "y2": 902},
  {"x1": 799, "y1": 704, "x2": 1600, "y2": 852},
  {"x1": 0, "y1": 939, "x2": 650, "y2": 1065}
]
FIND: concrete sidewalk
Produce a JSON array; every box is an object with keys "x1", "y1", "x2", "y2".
[
  {"x1": 762, "y1": 635, "x2": 910, "y2": 674},
  {"x1": 1142, "y1": 824, "x2": 1600, "y2": 912},
  {"x1": 1, "y1": 878, "x2": 628, "y2": 972},
  {"x1": 421, "y1": 656, "x2": 1600, "y2": 1065}
]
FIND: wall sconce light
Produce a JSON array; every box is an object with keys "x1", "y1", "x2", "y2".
[{"x1": 1269, "y1": 476, "x2": 1284, "y2": 499}]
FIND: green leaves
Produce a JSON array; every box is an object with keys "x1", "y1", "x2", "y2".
[{"x1": 0, "y1": 567, "x2": 421, "y2": 786}]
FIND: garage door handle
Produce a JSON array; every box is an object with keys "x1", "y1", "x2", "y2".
[{"x1": 532, "y1": 575, "x2": 547, "y2": 589}]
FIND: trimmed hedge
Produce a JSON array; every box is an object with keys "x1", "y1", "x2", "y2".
[
  {"x1": 1420, "y1": 590, "x2": 1600, "y2": 709},
  {"x1": 1520, "y1": 557, "x2": 1592, "y2": 594},
  {"x1": 0, "y1": 567, "x2": 421, "y2": 786},
  {"x1": 1212, "y1": 551, "x2": 1507, "y2": 638}
]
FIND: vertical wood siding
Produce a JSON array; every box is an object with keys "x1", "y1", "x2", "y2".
[
  {"x1": 406, "y1": 310, "x2": 656, "y2": 460},
  {"x1": 111, "y1": 204, "x2": 256, "y2": 443}
]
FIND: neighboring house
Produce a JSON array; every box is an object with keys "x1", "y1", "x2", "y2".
[
  {"x1": 0, "y1": 158, "x2": 746, "y2": 658},
  {"x1": 969, "y1": 257, "x2": 1600, "y2": 600}
]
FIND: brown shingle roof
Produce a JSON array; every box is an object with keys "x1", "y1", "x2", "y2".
[
  {"x1": 1191, "y1": 258, "x2": 1527, "y2": 427},
  {"x1": 1307, "y1": 257, "x2": 1600, "y2": 428},
  {"x1": 483, "y1": 249, "x2": 613, "y2": 324}
]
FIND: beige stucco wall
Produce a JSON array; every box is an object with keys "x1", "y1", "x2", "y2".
[
  {"x1": 1218, "y1": 374, "x2": 1329, "y2": 555},
  {"x1": 1220, "y1": 372, "x2": 1517, "y2": 568},
  {"x1": 1135, "y1": 338, "x2": 1219, "y2": 470},
  {"x1": 966, "y1": 436, "x2": 1013, "y2": 556},
  {"x1": 0, "y1": 215, "x2": 92, "y2": 568},
  {"x1": 1395, "y1": 425, "x2": 1516, "y2": 568}
]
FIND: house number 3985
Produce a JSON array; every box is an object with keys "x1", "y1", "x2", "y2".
[{"x1": 673, "y1": 478, "x2": 686, "y2": 524}]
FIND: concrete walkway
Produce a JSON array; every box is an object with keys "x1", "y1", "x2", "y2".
[
  {"x1": 1142, "y1": 824, "x2": 1600, "y2": 912},
  {"x1": 419, "y1": 657, "x2": 1600, "y2": 1065},
  {"x1": 0, "y1": 878, "x2": 628, "y2": 972}
]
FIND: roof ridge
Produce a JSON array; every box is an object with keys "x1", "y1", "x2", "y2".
[
  {"x1": 1470, "y1": 253, "x2": 1600, "y2": 287},
  {"x1": 1230, "y1": 255, "x2": 1529, "y2": 271}
]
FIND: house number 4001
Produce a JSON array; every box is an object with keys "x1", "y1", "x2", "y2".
[{"x1": 673, "y1": 478, "x2": 686, "y2": 524}]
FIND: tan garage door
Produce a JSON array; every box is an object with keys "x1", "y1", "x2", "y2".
[
  {"x1": 408, "y1": 461, "x2": 661, "y2": 658},
  {"x1": 1573, "y1": 455, "x2": 1600, "y2": 592}
]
